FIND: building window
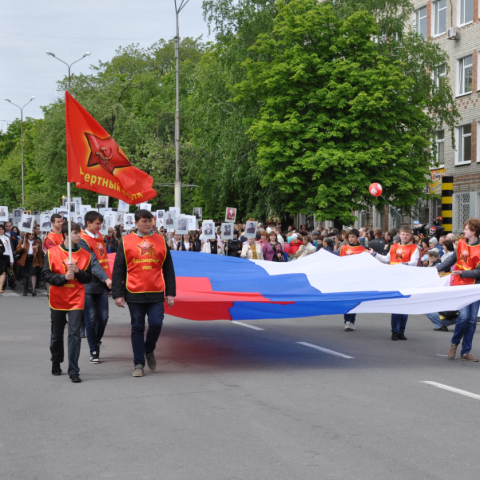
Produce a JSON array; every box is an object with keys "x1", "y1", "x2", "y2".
[
  {"x1": 459, "y1": 0, "x2": 473, "y2": 26},
  {"x1": 453, "y1": 193, "x2": 472, "y2": 233},
  {"x1": 415, "y1": 7, "x2": 427, "y2": 39},
  {"x1": 433, "y1": 0, "x2": 447, "y2": 35},
  {"x1": 434, "y1": 64, "x2": 446, "y2": 90},
  {"x1": 436, "y1": 130, "x2": 445, "y2": 166},
  {"x1": 456, "y1": 124, "x2": 472, "y2": 164},
  {"x1": 458, "y1": 55, "x2": 473, "y2": 95}
]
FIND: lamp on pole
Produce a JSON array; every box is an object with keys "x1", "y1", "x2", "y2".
[
  {"x1": 46, "y1": 51, "x2": 91, "y2": 89},
  {"x1": 173, "y1": 0, "x2": 190, "y2": 211},
  {"x1": 4, "y1": 96, "x2": 35, "y2": 204}
]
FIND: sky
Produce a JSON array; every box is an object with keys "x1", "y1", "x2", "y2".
[{"x1": 0, "y1": 0, "x2": 210, "y2": 130}]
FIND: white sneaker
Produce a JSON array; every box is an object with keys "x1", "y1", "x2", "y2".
[
  {"x1": 344, "y1": 322, "x2": 351, "y2": 331},
  {"x1": 349, "y1": 323, "x2": 356, "y2": 331}
]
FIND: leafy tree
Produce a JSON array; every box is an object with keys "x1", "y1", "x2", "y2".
[{"x1": 235, "y1": 0, "x2": 452, "y2": 224}]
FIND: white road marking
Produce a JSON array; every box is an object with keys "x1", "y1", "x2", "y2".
[
  {"x1": 436, "y1": 354, "x2": 448, "y2": 357},
  {"x1": 421, "y1": 381, "x2": 480, "y2": 401},
  {"x1": 297, "y1": 342, "x2": 354, "y2": 359},
  {"x1": 231, "y1": 321, "x2": 265, "y2": 331}
]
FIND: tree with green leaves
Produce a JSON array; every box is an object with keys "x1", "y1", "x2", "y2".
[{"x1": 234, "y1": 0, "x2": 457, "y2": 224}]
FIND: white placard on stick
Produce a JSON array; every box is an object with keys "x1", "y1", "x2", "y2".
[
  {"x1": 114, "y1": 212, "x2": 124, "y2": 226},
  {"x1": 202, "y1": 221, "x2": 216, "y2": 240},
  {"x1": 40, "y1": 213, "x2": 51, "y2": 232},
  {"x1": 221, "y1": 222, "x2": 234, "y2": 240},
  {"x1": 164, "y1": 210, "x2": 175, "y2": 229},
  {"x1": 138, "y1": 202, "x2": 152, "y2": 211},
  {"x1": 193, "y1": 208, "x2": 202, "y2": 221},
  {"x1": 98, "y1": 195, "x2": 109, "y2": 208},
  {"x1": 176, "y1": 215, "x2": 189, "y2": 234},
  {"x1": 225, "y1": 207, "x2": 237, "y2": 223},
  {"x1": 187, "y1": 215, "x2": 197, "y2": 231},
  {"x1": 156, "y1": 210, "x2": 165, "y2": 228},
  {"x1": 244, "y1": 220, "x2": 258, "y2": 238},
  {"x1": 20, "y1": 212, "x2": 34, "y2": 234},
  {"x1": 118, "y1": 200, "x2": 130, "y2": 212},
  {"x1": 0, "y1": 206, "x2": 9, "y2": 222},
  {"x1": 124, "y1": 213, "x2": 135, "y2": 230}
]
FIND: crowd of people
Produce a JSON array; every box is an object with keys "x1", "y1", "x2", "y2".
[{"x1": 1, "y1": 211, "x2": 479, "y2": 382}]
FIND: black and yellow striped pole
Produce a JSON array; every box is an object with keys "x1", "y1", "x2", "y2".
[{"x1": 441, "y1": 176, "x2": 453, "y2": 233}]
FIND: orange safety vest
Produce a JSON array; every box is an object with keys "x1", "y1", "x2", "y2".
[
  {"x1": 453, "y1": 239, "x2": 480, "y2": 286},
  {"x1": 43, "y1": 231, "x2": 63, "y2": 253},
  {"x1": 81, "y1": 231, "x2": 112, "y2": 278},
  {"x1": 389, "y1": 243, "x2": 418, "y2": 265},
  {"x1": 340, "y1": 244, "x2": 365, "y2": 256},
  {"x1": 48, "y1": 246, "x2": 91, "y2": 311},
  {"x1": 123, "y1": 233, "x2": 167, "y2": 294}
]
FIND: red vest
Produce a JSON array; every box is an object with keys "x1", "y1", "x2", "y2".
[
  {"x1": 123, "y1": 233, "x2": 167, "y2": 294},
  {"x1": 43, "y1": 231, "x2": 63, "y2": 253},
  {"x1": 48, "y1": 246, "x2": 91, "y2": 311},
  {"x1": 340, "y1": 244, "x2": 365, "y2": 256},
  {"x1": 390, "y1": 243, "x2": 418, "y2": 265},
  {"x1": 453, "y1": 239, "x2": 480, "y2": 286},
  {"x1": 81, "y1": 231, "x2": 112, "y2": 278}
]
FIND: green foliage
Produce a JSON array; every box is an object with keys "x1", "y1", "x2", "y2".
[{"x1": 236, "y1": 0, "x2": 438, "y2": 224}]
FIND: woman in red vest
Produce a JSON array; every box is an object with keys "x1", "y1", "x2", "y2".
[
  {"x1": 112, "y1": 210, "x2": 176, "y2": 377},
  {"x1": 41, "y1": 222, "x2": 92, "y2": 383}
]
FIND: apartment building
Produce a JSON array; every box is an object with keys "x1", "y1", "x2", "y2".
[{"x1": 413, "y1": 0, "x2": 480, "y2": 233}]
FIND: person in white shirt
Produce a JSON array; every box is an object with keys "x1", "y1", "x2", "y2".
[{"x1": 0, "y1": 224, "x2": 14, "y2": 293}]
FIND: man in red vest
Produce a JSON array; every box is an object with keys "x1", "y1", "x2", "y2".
[
  {"x1": 79, "y1": 211, "x2": 113, "y2": 364},
  {"x1": 43, "y1": 213, "x2": 64, "y2": 253},
  {"x1": 369, "y1": 226, "x2": 419, "y2": 341},
  {"x1": 112, "y1": 209, "x2": 176, "y2": 377},
  {"x1": 436, "y1": 218, "x2": 480, "y2": 361},
  {"x1": 340, "y1": 229, "x2": 366, "y2": 331},
  {"x1": 42, "y1": 222, "x2": 92, "y2": 383}
]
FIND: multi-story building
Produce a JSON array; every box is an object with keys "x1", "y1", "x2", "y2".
[{"x1": 413, "y1": 0, "x2": 480, "y2": 233}]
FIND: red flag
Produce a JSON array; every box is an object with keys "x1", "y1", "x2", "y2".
[{"x1": 65, "y1": 91, "x2": 157, "y2": 204}]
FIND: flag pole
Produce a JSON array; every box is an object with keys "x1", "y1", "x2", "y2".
[{"x1": 67, "y1": 181, "x2": 72, "y2": 262}]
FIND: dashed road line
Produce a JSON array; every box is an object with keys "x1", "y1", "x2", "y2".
[
  {"x1": 421, "y1": 381, "x2": 480, "y2": 401},
  {"x1": 231, "y1": 321, "x2": 265, "y2": 331},
  {"x1": 297, "y1": 342, "x2": 354, "y2": 359}
]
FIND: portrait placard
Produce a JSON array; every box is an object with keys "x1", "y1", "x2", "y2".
[
  {"x1": 193, "y1": 207, "x2": 202, "y2": 221},
  {"x1": 80, "y1": 205, "x2": 91, "y2": 217},
  {"x1": 169, "y1": 206, "x2": 180, "y2": 217},
  {"x1": 187, "y1": 215, "x2": 197, "y2": 231},
  {"x1": 164, "y1": 210, "x2": 175, "y2": 229},
  {"x1": 40, "y1": 213, "x2": 51, "y2": 231},
  {"x1": 225, "y1": 207, "x2": 237, "y2": 223},
  {"x1": 74, "y1": 214, "x2": 84, "y2": 229},
  {"x1": 0, "y1": 206, "x2": 9, "y2": 222},
  {"x1": 13, "y1": 208, "x2": 23, "y2": 225},
  {"x1": 156, "y1": 210, "x2": 165, "y2": 228},
  {"x1": 20, "y1": 212, "x2": 34, "y2": 234},
  {"x1": 244, "y1": 220, "x2": 258, "y2": 238},
  {"x1": 176, "y1": 215, "x2": 189, "y2": 235},
  {"x1": 114, "y1": 212, "x2": 124, "y2": 226},
  {"x1": 124, "y1": 213, "x2": 135, "y2": 230},
  {"x1": 202, "y1": 221, "x2": 216, "y2": 240},
  {"x1": 117, "y1": 200, "x2": 130, "y2": 212},
  {"x1": 72, "y1": 197, "x2": 82, "y2": 212},
  {"x1": 221, "y1": 222, "x2": 234, "y2": 240},
  {"x1": 138, "y1": 202, "x2": 152, "y2": 211},
  {"x1": 98, "y1": 195, "x2": 109, "y2": 208}
]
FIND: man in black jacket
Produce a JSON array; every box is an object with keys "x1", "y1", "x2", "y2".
[
  {"x1": 367, "y1": 228, "x2": 385, "y2": 254},
  {"x1": 112, "y1": 210, "x2": 176, "y2": 377}
]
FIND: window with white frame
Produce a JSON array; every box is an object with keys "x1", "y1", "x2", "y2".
[
  {"x1": 458, "y1": 55, "x2": 473, "y2": 95},
  {"x1": 415, "y1": 7, "x2": 428, "y2": 39},
  {"x1": 433, "y1": 0, "x2": 447, "y2": 35},
  {"x1": 456, "y1": 124, "x2": 472, "y2": 164},
  {"x1": 436, "y1": 130, "x2": 445, "y2": 166},
  {"x1": 459, "y1": 0, "x2": 473, "y2": 26},
  {"x1": 433, "y1": 64, "x2": 446, "y2": 90}
]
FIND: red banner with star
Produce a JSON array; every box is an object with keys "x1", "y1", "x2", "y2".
[{"x1": 65, "y1": 91, "x2": 157, "y2": 204}]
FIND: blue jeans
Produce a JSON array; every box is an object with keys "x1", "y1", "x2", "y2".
[
  {"x1": 426, "y1": 313, "x2": 456, "y2": 329},
  {"x1": 344, "y1": 313, "x2": 356, "y2": 324},
  {"x1": 127, "y1": 302, "x2": 164, "y2": 366},
  {"x1": 451, "y1": 300, "x2": 480, "y2": 356},
  {"x1": 391, "y1": 314, "x2": 408, "y2": 334},
  {"x1": 84, "y1": 290, "x2": 109, "y2": 353}
]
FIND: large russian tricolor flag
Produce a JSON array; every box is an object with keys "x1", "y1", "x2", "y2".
[{"x1": 162, "y1": 250, "x2": 480, "y2": 321}]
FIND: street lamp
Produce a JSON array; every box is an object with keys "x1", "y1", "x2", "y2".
[
  {"x1": 173, "y1": 0, "x2": 190, "y2": 210},
  {"x1": 46, "y1": 51, "x2": 91, "y2": 88},
  {"x1": 4, "y1": 96, "x2": 35, "y2": 204}
]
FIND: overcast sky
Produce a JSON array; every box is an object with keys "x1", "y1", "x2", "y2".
[{"x1": 0, "y1": 0, "x2": 210, "y2": 130}]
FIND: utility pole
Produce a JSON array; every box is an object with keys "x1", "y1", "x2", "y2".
[{"x1": 174, "y1": 0, "x2": 190, "y2": 211}]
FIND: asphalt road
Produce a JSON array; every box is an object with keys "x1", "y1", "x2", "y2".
[{"x1": 1, "y1": 290, "x2": 480, "y2": 480}]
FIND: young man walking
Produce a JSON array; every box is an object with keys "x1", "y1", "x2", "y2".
[
  {"x1": 42, "y1": 214, "x2": 64, "y2": 253},
  {"x1": 79, "y1": 211, "x2": 113, "y2": 364},
  {"x1": 436, "y1": 219, "x2": 480, "y2": 361},
  {"x1": 42, "y1": 222, "x2": 92, "y2": 383},
  {"x1": 339, "y1": 229, "x2": 366, "y2": 331},
  {"x1": 369, "y1": 226, "x2": 419, "y2": 340},
  {"x1": 112, "y1": 210, "x2": 176, "y2": 377}
]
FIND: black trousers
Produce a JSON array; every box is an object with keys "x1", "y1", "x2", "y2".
[{"x1": 50, "y1": 309, "x2": 83, "y2": 376}]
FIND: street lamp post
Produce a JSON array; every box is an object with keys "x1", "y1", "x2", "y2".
[
  {"x1": 46, "y1": 50, "x2": 90, "y2": 260},
  {"x1": 4, "y1": 96, "x2": 36, "y2": 204},
  {"x1": 46, "y1": 51, "x2": 91, "y2": 89},
  {"x1": 174, "y1": 0, "x2": 190, "y2": 211}
]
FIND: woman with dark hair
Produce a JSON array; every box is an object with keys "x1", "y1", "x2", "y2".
[
  {"x1": 191, "y1": 231, "x2": 202, "y2": 252},
  {"x1": 320, "y1": 237, "x2": 336, "y2": 254},
  {"x1": 419, "y1": 237, "x2": 431, "y2": 266},
  {"x1": 16, "y1": 230, "x2": 43, "y2": 296},
  {"x1": 12, "y1": 226, "x2": 20, "y2": 235},
  {"x1": 104, "y1": 227, "x2": 118, "y2": 253},
  {"x1": 179, "y1": 232, "x2": 194, "y2": 251},
  {"x1": 263, "y1": 231, "x2": 284, "y2": 261}
]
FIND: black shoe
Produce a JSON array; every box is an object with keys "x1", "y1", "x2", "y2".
[
  {"x1": 391, "y1": 332, "x2": 399, "y2": 341},
  {"x1": 70, "y1": 374, "x2": 82, "y2": 383},
  {"x1": 434, "y1": 326, "x2": 449, "y2": 332},
  {"x1": 397, "y1": 333, "x2": 407, "y2": 340},
  {"x1": 90, "y1": 351, "x2": 100, "y2": 363},
  {"x1": 51, "y1": 363, "x2": 62, "y2": 376},
  {"x1": 32, "y1": 291, "x2": 37, "y2": 297},
  {"x1": 23, "y1": 292, "x2": 27, "y2": 296}
]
